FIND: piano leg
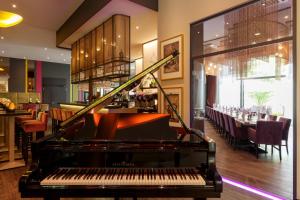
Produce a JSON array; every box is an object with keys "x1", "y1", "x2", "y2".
[{"x1": 194, "y1": 198, "x2": 206, "y2": 200}]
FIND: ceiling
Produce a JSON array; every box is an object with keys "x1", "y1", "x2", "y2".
[{"x1": 0, "y1": 0, "x2": 83, "y2": 64}]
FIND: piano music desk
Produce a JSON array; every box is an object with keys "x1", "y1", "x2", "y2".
[{"x1": 0, "y1": 110, "x2": 30, "y2": 170}]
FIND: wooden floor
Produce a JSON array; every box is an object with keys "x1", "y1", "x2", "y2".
[{"x1": 0, "y1": 119, "x2": 293, "y2": 200}]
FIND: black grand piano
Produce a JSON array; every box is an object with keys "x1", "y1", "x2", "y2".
[{"x1": 19, "y1": 51, "x2": 222, "y2": 200}]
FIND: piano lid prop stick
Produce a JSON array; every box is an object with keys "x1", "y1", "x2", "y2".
[
  {"x1": 150, "y1": 73, "x2": 190, "y2": 140},
  {"x1": 60, "y1": 50, "x2": 179, "y2": 129}
]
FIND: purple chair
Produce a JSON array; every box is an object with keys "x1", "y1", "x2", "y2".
[
  {"x1": 278, "y1": 117, "x2": 291, "y2": 154},
  {"x1": 223, "y1": 114, "x2": 230, "y2": 140},
  {"x1": 248, "y1": 121, "x2": 283, "y2": 160},
  {"x1": 218, "y1": 111, "x2": 224, "y2": 134},
  {"x1": 228, "y1": 115, "x2": 248, "y2": 148}
]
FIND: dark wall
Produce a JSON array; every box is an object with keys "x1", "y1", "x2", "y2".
[
  {"x1": 42, "y1": 62, "x2": 70, "y2": 102},
  {"x1": 8, "y1": 58, "x2": 25, "y2": 92}
]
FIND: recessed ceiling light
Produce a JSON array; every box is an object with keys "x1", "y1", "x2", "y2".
[
  {"x1": 215, "y1": 34, "x2": 219, "y2": 37},
  {"x1": 252, "y1": 41, "x2": 256, "y2": 44},
  {"x1": 0, "y1": 36, "x2": 4, "y2": 40},
  {"x1": 197, "y1": 31, "x2": 200, "y2": 34},
  {"x1": 267, "y1": 38, "x2": 272, "y2": 41},
  {"x1": 96, "y1": 48, "x2": 100, "y2": 52},
  {"x1": 219, "y1": 67, "x2": 222, "y2": 71},
  {"x1": 262, "y1": 3, "x2": 265, "y2": 6},
  {"x1": 63, "y1": 59, "x2": 66, "y2": 62},
  {"x1": 47, "y1": 56, "x2": 50, "y2": 60},
  {"x1": 226, "y1": 22, "x2": 229, "y2": 25},
  {"x1": 44, "y1": 47, "x2": 47, "y2": 51},
  {"x1": 0, "y1": 67, "x2": 4, "y2": 71},
  {"x1": 275, "y1": 53, "x2": 279, "y2": 56},
  {"x1": 135, "y1": 26, "x2": 140, "y2": 30},
  {"x1": 254, "y1": 32, "x2": 261, "y2": 36},
  {"x1": 209, "y1": 63, "x2": 213, "y2": 67},
  {"x1": 23, "y1": 56, "x2": 26, "y2": 59},
  {"x1": 118, "y1": 35, "x2": 121, "y2": 38},
  {"x1": 284, "y1": 15, "x2": 289, "y2": 19},
  {"x1": 278, "y1": 45, "x2": 283, "y2": 50},
  {"x1": 80, "y1": 50, "x2": 84, "y2": 54},
  {"x1": 12, "y1": 4, "x2": 16, "y2": 8},
  {"x1": 214, "y1": 65, "x2": 217, "y2": 69},
  {"x1": 207, "y1": 67, "x2": 211, "y2": 71},
  {"x1": 279, "y1": 53, "x2": 283, "y2": 58},
  {"x1": 1, "y1": 50, "x2": 4, "y2": 54}
]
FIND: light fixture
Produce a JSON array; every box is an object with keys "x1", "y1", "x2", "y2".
[
  {"x1": 254, "y1": 32, "x2": 261, "y2": 36},
  {"x1": 262, "y1": 3, "x2": 265, "y2": 6},
  {"x1": 222, "y1": 177, "x2": 285, "y2": 200},
  {"x1": 0, "y1": 67, "x2": 4, "y2": 71},
  {"x1": 197, "y1": 31, "x2": 200, "y2": 34},
  {"x1": 252, "y1": 41, "x2": 256, "y2": 45},
  {"x1": 0, "y1": 10, "x2": 23, "y2": 28},
  {"x1": 47, "y1": 56, "x2": 50, "y2": 60},
  {"x1": 23, "y1": 56, "x2": 26, "y2": 59},
  {"x1": 63, "y1": 59, "x2": 66, "y2": 62},
  {"x1": 226, "y1": 22, "x2": 229, "y2": 25},
  {"x1": 215, "y1": 34, "x2": 219, "y2": 37},
  {"x1": 278, "y1": 45, "x2": 283, "y2": 50},
  {"x1": 135, "y1": 26, "x2": 140, "y2": 30},
  {"x1": 267, "y1": 38, "x2": 272, "y2": 41},
  {"x1": 118, "y1": 35, "x2": 121, "y2": 38},
  {"x1": 214, "y1": 65, "x2": 217, "y2": 69},
  {"x1": 12, "y1": 4, "x2": 17, "y2": 8},
  {"x1": 278, "y1": 53, "x2": 283, "y2": 58},
  {"x1": 60, "y1": 53, "x2": 64, "y2": 56},
  {"x1": 44, "y1": 47, "x2": 47, "y2": 51},
  {"x1": 1, "y1": 50, "x2": 4, "y2": 54},
  {"x1": 80, "y1": 50, "x2": 84, "y2": 54},
  {"x1": 208, "y1": 67, "x2": 211, "y2": 70},
  {"x1": 209, "y1": 63, "x2": 213, "y2": 67},
  {"x1": 96, "y1": 48, "x2": 100, "y2": 52},
  {"x1": 284, "y1": 15, "x2": 289, "y2": 19},
  {"x1": 0, "y1": 36, "x2": 3, "y2": 40},
  {"x1": 219, "y1": 67, "x2": 222, "y2": 71}
]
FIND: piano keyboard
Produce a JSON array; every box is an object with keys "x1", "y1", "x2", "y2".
[{"x1": 41, "y1": 168, "x2": 206, "y2": 186}]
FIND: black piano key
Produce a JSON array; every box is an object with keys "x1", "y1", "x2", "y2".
[
  {"x1": 180, "y1": 169, "x2": 186, "y2": 180},
  {"x1": 47, "y1": 168, "x2": 60, "y2": 179}
]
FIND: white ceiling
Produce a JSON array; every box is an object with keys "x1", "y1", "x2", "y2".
[
  {"x1": 0, "y1": 0, "x2": 83, "y2": 64},
  {"x1": 0, "y1": 0, "x2": 157, "y2": 63}
]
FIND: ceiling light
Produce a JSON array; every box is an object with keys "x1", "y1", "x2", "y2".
[
  {"x1": 230, "y1": 66, "x2": 233, "y2": 70},
  {"x1": 80, "y1": 50, "x2": 84, "y2": 54},
  {"x1": 275, "y1": 53, "x2": 279, "y2": 56},
  {"x1": 207, "y1": 67, "x2": 211, "y2": 71},
  {"x1": 118, "y1": 35, "x2": 121, "y2": 38},
  {"x1": 262, "y1": 3, "x2": 265, "y2": 6},
  {"x1": 47, "y1": 56, "x2": 50, "y2": 60},
  {"x1": 23, "y1": 56, "x2": 26, "y2": 59},
  {"x1": 60, "y1": 53, "x2": 64, "y2": 56},
  {"x1": 215, "y1": 34, "x2": 219, "y2": 37},
  {"x1": 278, "y1": 45, "x2": 283, "y2": 50},
  {"x1": 0, "y1": 67, "x2": 4, "y2": 71},
  {"x1": 252, "y1": 41, "x2": 256, "y2": 44},
  {"x1": 135, "y1": 26, "x2": 139, "y2": 30},
  {"x1": 219, "y1": 67, "x2": 222, "y2": 71},
  {"x1": 254, "y1": 32, "x2": 261, "y2": 36},
  {"x1": 209, "y1": 63, "x2": 213, "y2": 67},
  {"x1": 284, "y1": 15, "x2": 289, "y2": 19},
  {"x1": 267, "y1": 38, "x2": 272, "y2": 41},
  {"x1": 0, "y1": 36, "x2": 4, "y2": 40},
  {"x1": 1, "y1": 50, "x2": 4, "y2": 54},
  {"x1": 96, "y1": 48, "x2": 100, "y2": 52},
  {"x1": 210, "y1": 44, "x2": 215, "y2": 48},
  {"x1": 279, "y1": 53, "x2": 283, "y2": 58},
  {"x1": 226, "y1": 22, "x2": 229, "y2": 25},
  {"x1": 197, "y1": 31, "x2": 200, "y2": 34},
  {"x1": 0, "y1": 11, "x2": 23, "y2": 28},
  {"x1": 63, "y1": 59, "x2": 66, "y2": 62},
  {"x1": 214, "y1": 65, "x2": 217, "y2": 69},
  {"x1": 12, "y1": 4, "x2": 16, "y2": 8},
  {"x1": 44, "y1": 47, "x2": 48, "y2": 51}
]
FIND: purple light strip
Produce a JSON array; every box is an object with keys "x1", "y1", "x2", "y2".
[{"x1": 222, "y1": 177, "x2": 287, "y2": 200}]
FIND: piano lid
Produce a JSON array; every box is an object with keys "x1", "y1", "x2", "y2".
[{"x1": 60, "y1": 50, "x2": 179, "y2": 129}]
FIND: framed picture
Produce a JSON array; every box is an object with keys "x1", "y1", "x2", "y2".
[
  {"x1": 161, "y1": 87, "x2": 183, "y2": 127},
  {"x1": 160, "y1": 35, "x2": 183, "y2": 80}
]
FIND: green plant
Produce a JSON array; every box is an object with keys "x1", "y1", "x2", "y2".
[{"x1": 249, "y1": 91, "x2": 272, "y2": 106}]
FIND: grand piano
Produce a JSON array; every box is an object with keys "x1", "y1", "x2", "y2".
[{"x1": 19, "y1": 51, "x2": 223, "y2": 200}]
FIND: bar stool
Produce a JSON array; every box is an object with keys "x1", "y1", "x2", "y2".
[{"x1": 21, "y1": 112, "x2": 48, "y2": 163}]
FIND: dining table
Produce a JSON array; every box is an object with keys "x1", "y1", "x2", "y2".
[{"x1": 0, "y1": 109, "x2": 30, "y2": 170}]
